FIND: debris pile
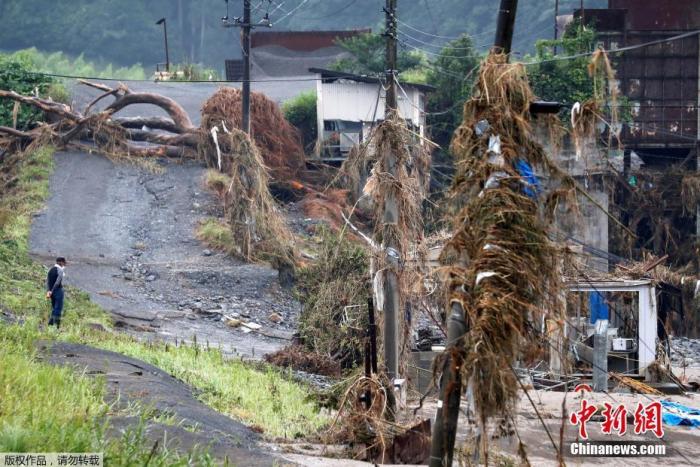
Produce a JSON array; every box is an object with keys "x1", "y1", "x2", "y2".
[
  {"x1": 442, "y1": 52, "x2": 569, "y2": 431},
  {"x1": 200, "y1": 87, "x2": 305, "y2": 179},
  {"x1": 197, "y1": 119, "x2": 295, "y2": 270},
  {"x1": 296, "y1": 227, "x2": 371, "y2": 368},
  {"x1": 265, "y1": 345, "x2": 341, "y2": 377}
]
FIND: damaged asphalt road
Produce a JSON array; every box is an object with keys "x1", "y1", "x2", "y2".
[
  {"x1": 39, "y1": 341, "x2": 279, "y2": 465},
  {"x1": 29, "y1": 150, "x2": 298, "y2": 357}
]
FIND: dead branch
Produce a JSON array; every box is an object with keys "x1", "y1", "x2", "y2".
[
  {"x1": 114, "y1": 116, "x2": 183, "y2": 134},
  {"x1": 0, "y1": 90, "x2": 80, "y2": 121},
  {"x1": 105, "y1": 92, "x2": 194, "y2": 132},
  {"x1": 0, "y1": 125, "x2": 34, "y2": 139},
  {"x1": 126, "y1": 129, "x2": 199, "y2": 148}
]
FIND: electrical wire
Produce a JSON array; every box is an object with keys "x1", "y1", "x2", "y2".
[
  {"x1": 395, "y1": 17, "x2": 473, "y2": 41},
  {"x1": 521, "y1": 29, "x2": 700, "y2": 66},
  {"x1": 397, "y1": 28, "x2": 477, "y2": 50},
  {"x1": 303, "y1": 0, "x2": 359, "y2": 20},
  {"x1": 272, "y1": 0, "x2": 310, "y2": 25},
  {"x1": 398, "y1": 38, "x2": 484, "y2": 59}
]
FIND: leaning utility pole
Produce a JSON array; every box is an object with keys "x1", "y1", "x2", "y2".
[
  {"x1": 222, "y1": 0, "x2": 271, "y2": 135},
  {"x1": 382, "y1": 0, "x2": 400, "y2": 381},
  {"x1": 429, "y1": 2, "x2": 519, "y2": 466}
]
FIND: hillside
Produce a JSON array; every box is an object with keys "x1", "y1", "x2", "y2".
[{"x1": 0, "y1": 0, "x2": 606, "y2": 74}]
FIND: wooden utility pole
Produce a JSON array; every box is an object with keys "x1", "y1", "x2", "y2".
[
  {"x1": 430, "y1": 2, "x2": 520, "y2": 465},
  {"x1": 222, "y1": 0, "x2": 270, "y2": 135},
  {"x1": 382, "y1": 0, "x2": 400, "y2": 381}
]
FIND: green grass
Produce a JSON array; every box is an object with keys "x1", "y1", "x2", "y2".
[
  {"x1": 0, "y1": 145, "x2": 329, "y2": 452},
  {"x1": 67, "y1": 330, "x2": 328, "y2": 439},
  {"x1": 0, "y1": 324, "x2": 216, "y2": 465},
  {"x1": 196, "y1": 217, "x2": 236, "y2": 255}
]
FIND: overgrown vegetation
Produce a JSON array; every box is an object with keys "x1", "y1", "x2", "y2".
[
  {"x1": 283, "y1": 90, "x2": 317, "y2": 152},
  {"x1": 425, "y1": 34, "x2": 480, "y2": 149},
  {"x1": 0, "y1": 145, "x2": 328, "y2": 447},
  {"x1": 5, "y1": 48, "x2": 147, "y2": 80},
  {"x1": 0, "y1": 325, "x2": 216, "y2": 465},
  {"x1": 331, "y1": 32, "x2": 428, "y2": 82},
  {"x1": 166, "y1": 62, "x2": 219, "y2": 81},
  {"x1": 296, "y1": 227, "x2": 371, "y2": 368},
  {"x1": 0, "y1": 55, "x2": 56, "y2": 129}
]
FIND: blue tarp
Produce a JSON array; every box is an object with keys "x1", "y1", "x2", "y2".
[
  {"x1": 661, "y1": 400, "x2": 700, "y2": 428},
  {"x1": 514, "y1": 159, "x2": 540, "y2": 198},
  {"x1": 589, "y1": 291, "x2": 609, "y2": 323}
]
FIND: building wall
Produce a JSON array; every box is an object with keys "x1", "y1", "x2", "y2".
[
  {"x1": 318, "y1": 80, "x2": 423, "y2": 125},
  {"x1": 579, "y1": 5, "x2": 700, "y2": 150}
]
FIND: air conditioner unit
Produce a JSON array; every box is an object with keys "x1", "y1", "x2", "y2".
[{"x1": 612, "y1": 338, "x2": 635, "y2": 351}]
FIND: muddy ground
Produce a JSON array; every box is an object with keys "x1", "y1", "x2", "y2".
[{"x1": 29, "y1": 150, "x2": 296, "y2": 358}]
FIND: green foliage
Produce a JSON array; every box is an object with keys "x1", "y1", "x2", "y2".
[
  {"x1": 527, "y1": 21, "x2": 597, "y2": 108},
  {"x1": 296, "y1": 228, "x2": 370, "y2": 368},
  {"x1": 0, "y1": 324, "x2": 216, "y2": 465},
  {"x1": 425, "y1": 34, "x2": 480, "y2": 148},
  {"x1": 6, "y1": 47, "x2": 147, "y2": 80},
  {"x1": 0, "y1": 54, "x2": 54, "y2": 130},
  {"x1": 283, "y1": 91, "x2": 317, "y2": 151},
  {"x1": 73, "y1": 332, "x2": 328, "y2": 439},
  {"x1": 196, "y1": 217, "x2": 235, "y2": 254},
  {"x1": 330, "y1": 32, "x2": 428, "y2": 78},
  {"x1": 168, "y1": 62, "x2": 219, "y2": 81}
]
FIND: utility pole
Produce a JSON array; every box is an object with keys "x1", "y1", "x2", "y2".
[
  {"x1": 385, "y1": 0, "x2": 398, "y2": 113},
  {"x1": 554, "y1": 0, "x2": 559, "y2": 41},
  {"x1": 222, "y1": 0, "x2": 271, "y2": 135},
  {"x1": 382, "y1": 0, "x2": 400, "y2": 382},
  {"x1": 430, "y1": 2, "x2": 520, "y2": 466},
  {"x1": 493, "y1": 0, "x2": 519, "y2": 57},
  {"x1": 241, "y1": 0, "x2": 251, "y2": 134}
]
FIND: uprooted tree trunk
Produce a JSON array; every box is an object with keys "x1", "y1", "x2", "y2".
[{"x1": 0, "y1": 80, "x2": 296, "y2": 272}]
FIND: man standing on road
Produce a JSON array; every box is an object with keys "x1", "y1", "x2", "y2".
[{"x1": 46, "y1": 257, "x2": 67, "y2": 328}]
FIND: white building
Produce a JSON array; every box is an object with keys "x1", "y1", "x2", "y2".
[{"x1": 309, "y1": 68, "x2": 434, "y2": 161}]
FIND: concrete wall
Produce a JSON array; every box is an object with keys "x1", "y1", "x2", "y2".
[{"x1": 535, "y1": 120, "x2": 611, "y2": 273}]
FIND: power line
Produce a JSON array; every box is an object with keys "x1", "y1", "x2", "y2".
[
  {"x1": 521, "y1": 29, "x2": 700, "y2": 66},
  {"x1": 398, "y1": 38, "x2": 484, "y2": 59},
  {"x1": 304, "y1": 0, "x2": 359, "y2": 20},
  {"x1": 397, "y1": 28, "x2": 479, "y2": 50},
  {"x1": 272, "y1": 0, "x2": 310, "y2": 25},
  {"x1": 396, "y1": 17, "x2": 486, "y2": 41}
]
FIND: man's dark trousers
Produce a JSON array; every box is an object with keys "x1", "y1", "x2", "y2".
[{"x1": 49, "y1": 288, "x2": 64, "y2": 327}]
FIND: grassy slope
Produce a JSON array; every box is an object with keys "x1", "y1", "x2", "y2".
[{"x1": 0, "y1": 146, "x2": 327, "y2": 457}]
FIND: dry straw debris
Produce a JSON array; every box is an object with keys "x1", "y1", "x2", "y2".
[
  {"x1": 443, "y1": 52, "x2": 568, "y2": 434},
  {"x1": 199, "y1": 90, "x2": 295, "y2": 270},
  {"x1": 200, "y1": 87, "x2": 305, "y2": 179}
]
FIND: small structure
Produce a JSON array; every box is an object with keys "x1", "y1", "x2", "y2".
[
  {"x1": 308, "y1": 67, "x2": 434, "y2": 161},
  {"x1": 560, "y1": 279, "x2": 662, "y2": 383}
]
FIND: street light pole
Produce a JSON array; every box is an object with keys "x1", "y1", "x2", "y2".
[{"x1": 156, "y1": 18, "x2": 170, "y2": 72}]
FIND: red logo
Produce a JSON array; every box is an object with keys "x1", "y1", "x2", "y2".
[
  {"x1": 633, "y1": 401, "x2": 665, "y2": 438},
  {"x1": 569, "y1": 384, "x2": 597, "y2": 439},
  {"x1": 569, "y1": 384, "x2": 664, "y2": 439}
]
